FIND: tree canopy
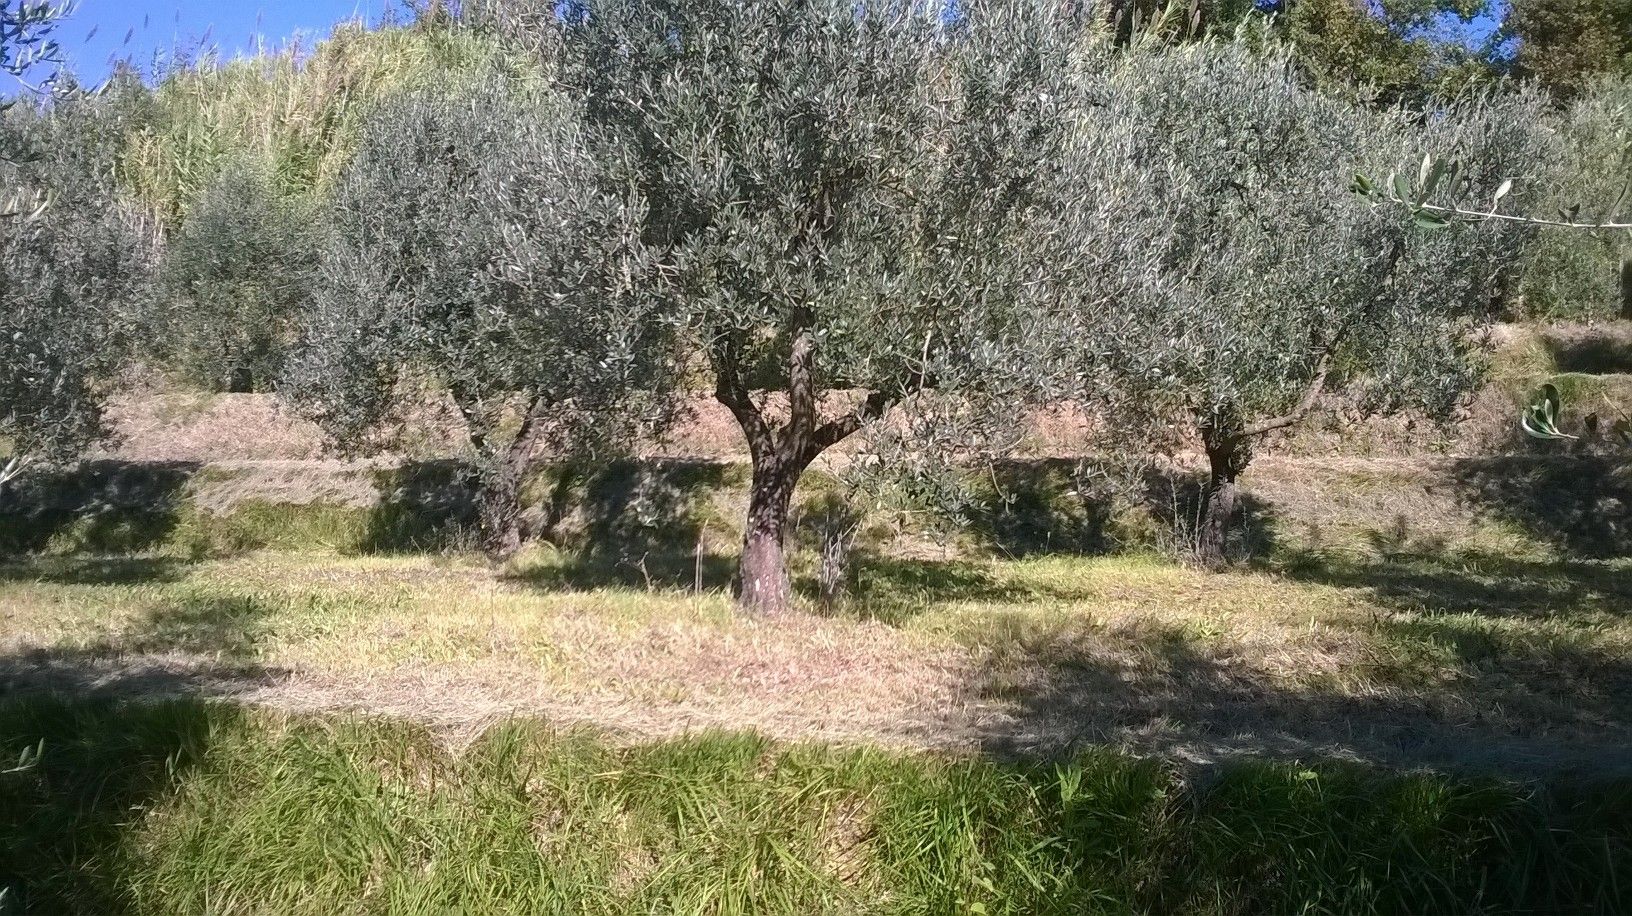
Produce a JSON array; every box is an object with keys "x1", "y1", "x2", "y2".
[
  {"x1": 282, "y1": 73, "x2": 670, "y2": 557},
  {"x1": 0, "y1": 85, "x2": 154, "y2": 485}
]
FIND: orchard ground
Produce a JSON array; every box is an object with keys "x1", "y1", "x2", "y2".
[{"x1": 5, "y1": 364, "x2": 1632, "y2": 911}]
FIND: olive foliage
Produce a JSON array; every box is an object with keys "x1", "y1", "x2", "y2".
[
  {"x1": 151, "y1": 153, "x2": 317, "y2": 392},
  {"x1": 1040, "y1": 43, "x2": 1552, "y2": 566},
  {"x1": 283, "y1": 74, "x2": 668, "y2": 557},
  {"x1": 1516, "y1": 78, "x2": 1632, "y2": 319},
  {"x1": 562, "y1": 0, "x2": 1083, "y2": 612},
  {"x1": 0, "y1": 86, "x2": 155, "y2": 485}
]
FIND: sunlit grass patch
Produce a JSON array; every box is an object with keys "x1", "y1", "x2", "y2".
[
  {"x1": 2, "y1": 544, "x2": 1629, "y2": 771},
  {"x1": 0, "y1": 697, "x2": 1627, "y2": 915}
]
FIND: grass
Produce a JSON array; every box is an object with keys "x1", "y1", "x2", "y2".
[
  {"x1": 1, "y1": 542, "x2": 1629, "y2": 772},
  {"x1": 0, "y1": 696, "x2": 1628, "y2": 915},
  {"x1": 3, "y1": 454, "x2": 1631, "y2": 910}
]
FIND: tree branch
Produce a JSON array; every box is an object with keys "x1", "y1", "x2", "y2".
[
  {"x1": 709, "y1": 330, "x2": 772, "y2": 454},
  {"x1": 1241, "y1": 238, "x2": 1404, "y2": 440},
  {"x1": 811, "y1": 388, "x2": 896, "y2": 452},
  {"x1": 786, "y1": 320, "x2": 818, "y2": 452},
  {"x1": 1241, "y1": 352, "x2": 1332, "y2": 438},
  {"x1": 503, "y1": 395, "x2": 556, "y2": 479},
  {"x1": 448, "y1": 380, "x2": 491, "y2": 458},
  {"x1": 1404, "y1": 200, "x2": 1632, "y2": 231}
]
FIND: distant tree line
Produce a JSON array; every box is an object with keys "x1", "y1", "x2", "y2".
[{"x1": 0, "y1": 0, "x2": 1627, "y2": 612}]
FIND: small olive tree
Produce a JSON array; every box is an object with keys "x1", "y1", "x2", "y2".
[
  {"x1": 563, "y1": 0, "x2": 1085, "y2": 613},
  {"x1": 151, "y1": 153, "x2": 317, "y2": 392},
  {"x1": 283, "y1": 75, "x2": 669, "y2": 558},
  {"x1": 1044, "y1": 43, "x2": 1552, "y2": 568},
  {"x1": 0, "y1": 84, "x2": 155, "y2": 487}
]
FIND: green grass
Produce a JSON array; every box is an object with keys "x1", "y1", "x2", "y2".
[
  {"x1": 2, "y1": 455, "x2": 1631, "y2": 910},
  {"x1": 0, "y1": 697, "x2": 1628, "y2": 915},
  {"x1": 2, "y1": 545, "x2": 1629, "y2": 766}
]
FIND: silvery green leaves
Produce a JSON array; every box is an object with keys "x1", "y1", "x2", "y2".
[
  {"x1": 1355, "y1": 156, "x2": 1530, "y2": 230},
  {"x1": 0, "y1": 0, "x2": 67, "y2": 85},
  {"x1": 1522, "y1": 383, "x2": 1575, "y2": 440},
  {"x1": 559, "y1": 0, "x2": 1090, "y2": 609},
  {"x1": 151, "y1": 153, "x2": 316, "y2": 393},
  {"x1": 0, "y1": 87, "x2": 154, "y2": 479},
  {"x1": 1029, "y1": 44, "x2": 1549, "y2": 564},
  {"x1": 1521, "y1": 382, "x2": 1632, "y2": 446},
  {"x1": 281, "y1": 70, "x2": 672, "y2": 556},
  {"x1": 1355, "y1": 83, "x2": 1631, "y2": 239}
]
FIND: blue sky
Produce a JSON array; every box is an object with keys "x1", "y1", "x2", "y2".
[{"x1": 62, "y1": 0, "x2": 394, "y2": 82}]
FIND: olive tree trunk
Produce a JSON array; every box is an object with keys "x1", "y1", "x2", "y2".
[
  {"x1": 738, "y1": 450, "x2": 807, "y2": 614},
  {"x1": 1195, "y1": 425, "x2": 1252, "y2": 571},
  {"x1": 713, "y1": 325, "x2": 893, "y2": 615},
  {"x1": 460, "y1": 395, "x2": 555, "y2": 562}
]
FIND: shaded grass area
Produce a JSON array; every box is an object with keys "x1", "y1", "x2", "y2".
[
  {"x1": 3, "y1": 546, "x2": 1629, "y2": 775},
  {"x1": 0, "y1": 460, "x2": 475, "y2": 557},
  {"x1": 0, "y1": 696, "x2": 1627, "y2": 915}
]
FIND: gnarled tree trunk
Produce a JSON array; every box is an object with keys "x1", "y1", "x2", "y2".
[
  {"x1": 739, "y1": 450, "x2": 805, "y2": 614},
  {"x1": 478, "y1": 463, "x2": 527, "y2": 560},
  {"x1": 712, "y1": 321, "x2": 895, "y2": 615},
  {"x1": 1195, "y1": 427, "x2": 1249, "y2": 571},
  {"x1": 460, "y1": 394, "x2": 555, "y2": 562}
]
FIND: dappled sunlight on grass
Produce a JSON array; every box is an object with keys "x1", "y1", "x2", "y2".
[
  {"x1": 1, "y1": 697, "x2": 1628, "y2": 914},
  {"x1": 1, "y1": 544, "x2": 1630, "y2": 774}
]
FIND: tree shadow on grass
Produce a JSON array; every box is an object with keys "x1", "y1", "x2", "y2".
[
  {"x1": 507, "y1": 548, "x2": 740, "y2": 594},
  {"x1": 357, "y1": 459, "x2": 479, "y2": 554},
  {"x1": 0, "y1": 589, "x2": 290, "y2": 912},
  {"x1": 833, "y1": 554, "x2": 1102, "y2": 624},
  {"x1": 1448, "y1": 456, "x2": 1632, "y2": 559},
  {"x1": 0, "y1": 555, "x2": 195, "y2": 586},
  {"x1": 955, "y1": 458, "x2": 1281, "y2": 563},
  {"x1": 0, "y1": 460, "x2": 202, "y2": 555},
  {"x1": 505, "y1": 460, "x2": 745, "y2": 594},
  {"x1": 1, "y1": 591, "x2": 289, "y2": 694},
  {"x1": 1272, "y1": 546, "x2": 1632, "y2": 619},
  {"x1": 537, "y1": 460, "x2": 742, "y2": 553},
  {"x1": 972, "y1": 617, "x2": 1632, "y2": 779},
  {"x1": 0, "y1": 694, "x2": 244, "y2": 914}
]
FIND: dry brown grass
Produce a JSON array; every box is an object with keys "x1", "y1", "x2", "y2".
[{"x1": 2, "y1": 546, "x2": 1628, "y2": 775}]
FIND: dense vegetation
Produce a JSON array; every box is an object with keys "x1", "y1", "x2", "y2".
[
  {"x1": 1, "y1": 697, "x2": 1629, "y2": 915},
  {"x1": 1, "y1": 4, "x2": 1631, "y2": 908},
  {"x1": 3, "y1": 0, "x2": 1627, "y2": 611}
]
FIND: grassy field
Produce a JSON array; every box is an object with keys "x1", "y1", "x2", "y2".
[
  {"x1": 3, "y1": 539, "x2": 1630, "y2": 769},
  {"x1": 1, "y1": 697, "x2": 1629, "y2": 915},
  {"x1": 2, "y1": 455, "x2": 1632, "y2": 912}
]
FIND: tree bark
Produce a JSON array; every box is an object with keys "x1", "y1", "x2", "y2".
[
  {"x1": 739, "y1": 455, "x2": 801, "y2": 614},
  {"x1": 479, "y1": 466, "x2": 526, "y2": 560},
  {"x1": 711, "y1": 322, "x2": 896, "y2": 615},
  {"x1": 1618, "y1": 252, "x2": 1631, "y2": 321},
  {"x1": 473, "y1": 398, "x2": 554, "y2": 562},
  {"x1": 1195, "y1": 429, "x2": 1247, "y2": 571}
]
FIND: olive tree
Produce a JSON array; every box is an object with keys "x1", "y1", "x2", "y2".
[
  {"x1": 151, "y1": 153, "x2": 316, "y2": 392},
  {"x1": 283, "y1": 75, "x2": 669, "y2": 558},
  {"x1": 1044, "y1": 44, "x2": 1552, "y2": 568},
  {"x1": 0, "y1": 85, "x2": 155, "y2": 487},
  {"x1": 563, "y1": 0, "x2": 1085, "y2": 613},
  {"x1": 1515, "y1": 80, "x2": 1630, "y2": 319},
  {"x1": 1, "y1": 0, "x2": 66, "y2": 93}
]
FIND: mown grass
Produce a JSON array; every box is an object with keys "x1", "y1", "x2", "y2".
[
  {"x1": 0, "y1": 696, "x2": 1628, "y2": 915},
  {"x1": 3, "y1": 545, "x2": 1630, "y2": 754}
]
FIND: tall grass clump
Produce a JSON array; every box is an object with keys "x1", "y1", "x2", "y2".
[
  {"x1": 122, "y1": 19, "x2": 540, "y2": 224},
  {"x1": 1, "y1": 698, "x2": 1628, "y2": 914}
]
